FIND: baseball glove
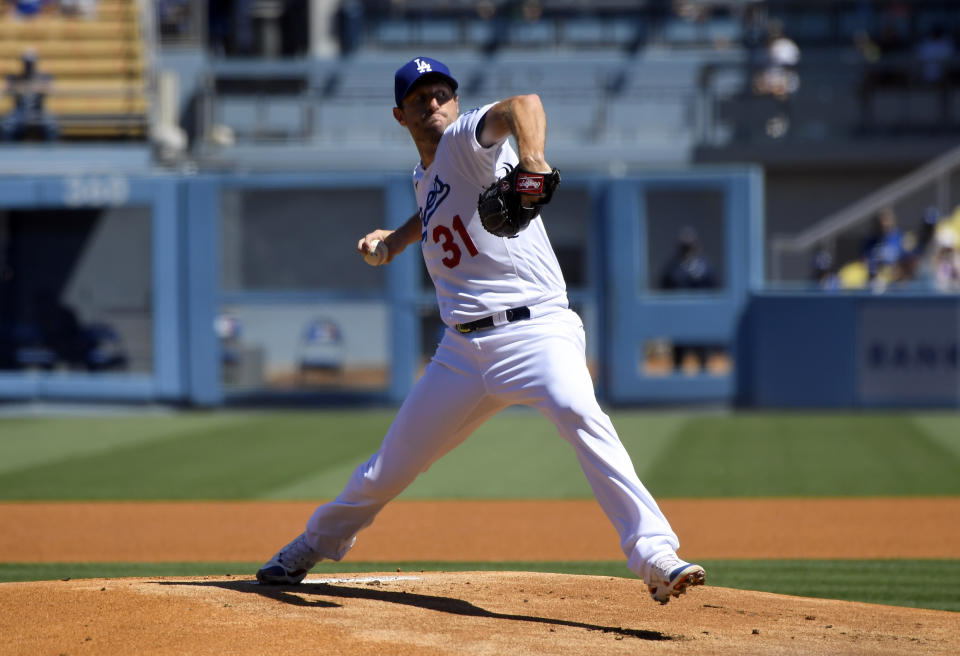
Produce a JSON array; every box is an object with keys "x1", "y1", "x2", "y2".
[{"x1": 477, "y1": 164, "x2": 561, "y2": 238}]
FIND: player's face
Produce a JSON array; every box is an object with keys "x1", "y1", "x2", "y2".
[{"x1": 394, "y1": 81, "x2": 459, "y2": 143}]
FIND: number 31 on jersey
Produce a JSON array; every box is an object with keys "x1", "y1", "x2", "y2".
[{"x1": 433, "y1": 215, "x2": 478, "y2": 268}]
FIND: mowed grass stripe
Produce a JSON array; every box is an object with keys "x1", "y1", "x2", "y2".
[
  {"x1": 644, "y1": 413, "x2": 960, "y2": 497},
  {"x1": 0, "y1": 409, "x2": 691, "y2": 501},
  {"x1": 268, "y1": 410, "x2": 690, "y2": 500},
  {"x1": 0, "y1": 414, "x2": 243, "y2": 474},
  {"x1": 700, "y1": 559, "x2": 960, "y2": 611},
  {"x1": 2, "y1": 410, "x2": 960, "y2": 499},
  {"x1": 0, "y1": 411, "x2": 393, "y2": 500},
  {"x1": 910, "y1": 414, "x2": 960, "y2": 461},
  {"x1": 270, "y1": 409, "x2": 595, "y2": 499},
  {"x1": 1, "y1": 560, "x2": 957, "y2": 611}
]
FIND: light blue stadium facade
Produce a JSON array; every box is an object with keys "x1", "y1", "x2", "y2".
[{"x1": 2, "y1": 1, "x2": 959, "y2": 408}]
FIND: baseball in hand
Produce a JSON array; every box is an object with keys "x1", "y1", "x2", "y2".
[{"x1": 363, "y1": 239, "x2": 388, "y2": 266}]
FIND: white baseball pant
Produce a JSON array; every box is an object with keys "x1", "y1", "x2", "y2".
[{"x1": 304, "y1": 308, "x2": 679, "y2": 580}]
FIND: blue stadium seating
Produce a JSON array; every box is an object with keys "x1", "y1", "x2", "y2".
[{"x1": 315, "y1": 100, "x2": 407, "y2": 144}]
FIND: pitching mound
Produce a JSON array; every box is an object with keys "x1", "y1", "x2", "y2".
[{"x1": 2, "y1": 572, "x2": 957, "y2": 655}]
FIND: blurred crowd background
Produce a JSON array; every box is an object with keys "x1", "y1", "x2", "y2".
[
  {"x1": 6, "y1": 1, "x2": 960, "y2": 287},
  {"x1": 2, "y1": 1, "x2": 959, "y2": 407}
]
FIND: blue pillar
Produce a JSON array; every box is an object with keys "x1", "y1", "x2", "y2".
[
  {"x1": 385, "y1": 175, "x2": 418, "y2": 403},
  {"x1": 183, "y1": 178, "x2": 222, "y2": 406},
  {"x1": 153, "y1": 178, "x2": 186, "y2": 400}
]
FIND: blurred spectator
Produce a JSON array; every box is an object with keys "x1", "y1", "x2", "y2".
[
  {"x1": 660, "y1": 226, "x2": 717, "y2": 290},
  {"x1": 915, "y1": 24, "x2": 955, "y2": 84},
  {"x1": 35, "y1": 290, "x2": 86, "y2": 367},
  {"x1": 520, "y1": 0, "x2": 542, "y2": 22},
  {"x1": 208, "y1": 0, "x2": 308, "y2": 57},
  {"x1": 926, "y1": 225, "x2": 960, "y2": 292},
  {"x1": 336, "y1": 0, "x2": 365, "y2": 55},
  {"x1": 672, "y1": 0, "x2": 711, "y2": 24},
  {"x1": 279, "y1": 0, "x2": 309, "y2": 56},
  {"x1": 660, "y1": 226, "x2": 718, "y2": 372},
  {"x1": 474, "y1": 0, "x2": 506, "y2": 54},
  {"x1": 1, "y1": 49, "x2": 59, "y2": 142},
  {"x1": 6, "y1": 0, "x2": 50, "y2": 19},
  {"x1": 753, "y1": 20, "x2": 800, "y2": 98},
  {"x1": 917, "y1": 205, "x2": 941, "y2": 253},
  {"x1": 894, "y1": 207, "x2": 940, "y2": 281},
  {"x1": 896, "y1": 231, "x2": 924, "y2": 282},
  {"x1": 158, "y1": 0, "x2": 195, "y2": 41},
  {"x1": 862, "y1": 207, "x2": 907, "y2": 284},
  {"x1": 740, "y1": 1, "x2": 768, "y2": 56},
  {"x1": 59, "y1": 0, "x2": 97, "y2": 19},
  {"x1": 832, "y1": 207, "x2": 943, "y2": 292},
  {"x1": 31, "y1": 290, "x2": 128, "y2": 371},
  {"x1": 852, "y1": 27, "x2": 881, "y2": 63},
  {"x1": 811, "y1": 247, "x2": 840, "y2": 290},
  {"x1": 208, "y1": 0, "x2": 233, "y2": 54},
  {"x1": 894, "y1": 205, "x2": 943, "y2": 282},
  {"x1": 206, "y1": 0, "x2": 253, "y2": 55},
  {"x1": 874, "y1": 1, "x2": 912, "y2": 57},
  {"x1": 752, "y1": 20, "x2": 800, "y2": 138},
  {"x1": 837, "y1": 258, "x2": 869, "y2": 289}
]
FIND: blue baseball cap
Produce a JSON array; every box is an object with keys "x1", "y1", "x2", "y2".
[{"x1": 394, "y1": 56, "x2": 458, "y2": 107}]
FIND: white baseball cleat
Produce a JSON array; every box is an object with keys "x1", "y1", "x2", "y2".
[
  {"x1": 256, "y1": 532, "x2": 322, "y2": 585},
  {"x1": 646, "y1": 553, "x2": 706, "y2": 604}
]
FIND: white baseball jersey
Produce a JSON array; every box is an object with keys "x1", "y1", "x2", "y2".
[
  {"x1": 412, "y1": 103, "x2": 568, "y2": 327},
  {"x1": 299, "y1": 99, "x2": 686, "y2": 590}
]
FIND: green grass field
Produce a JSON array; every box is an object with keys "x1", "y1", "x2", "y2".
[{"x1": 1, "y1": 409, "x2": 959, "y2": 610}]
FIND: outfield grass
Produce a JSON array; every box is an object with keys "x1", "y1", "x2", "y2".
[
  {"x1": 1, "y1": 409, "x2": 958, "y2": 612},
  {"x1": 2, "y1": 560, "x2": 957, "y2": 612},
  {"x1": 0, "y1": 410, "x2": 958, "y2": 499}
]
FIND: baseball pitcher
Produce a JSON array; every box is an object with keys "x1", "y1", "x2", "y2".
[{"x1": 257, "y1": 56, "x2": 705, "y2": 605}]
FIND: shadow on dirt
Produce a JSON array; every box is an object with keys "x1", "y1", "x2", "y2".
[{"x1": 157, "y1": 579, "x2": 674, "y2": 641}]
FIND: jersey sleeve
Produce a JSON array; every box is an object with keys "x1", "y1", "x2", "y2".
[{"x1": 444, "y1": 103, "x2": 507, "y2": 188}]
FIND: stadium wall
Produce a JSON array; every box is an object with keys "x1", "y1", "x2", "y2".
[
  {"x1": 0, "y1": 167, "x2": 956, "y2": 408},
  {"x1": 739, "y1": 292, "x2": 960, "y2": 408}
]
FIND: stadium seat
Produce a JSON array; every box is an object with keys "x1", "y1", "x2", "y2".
[
  {"x1": 0, "y1": 17, "x2": 136, "y2": 41},
  {"x1": 778, "y1": 10, "x2": 831, "y2": 43},
  {"x1": 604, "y1": 96, "x2": 690, "y2": 142},
  {"x1": 0, "y1": 58, "x2": 143, "y2": 77},
  {"x1": 465, "y1": 19, "x2": 495, "y2": 48},
  {"x1": 315, "y1": 101, "x2": 406, "y2": 144},
  {"x1": 487, "y1": 56, "x2": 620, "y2": 99},
  {"x1": 706, "y1": 16, "x2": 742, "y2": 44},
  {"x1": 419, "y1": 18, "x2": 462, "y2": 46},
  {"x1": 661, "y1": 18, "x2": 702, "y2": 46},
  {"x1": 220, "y1": 96, "x2": 311, "y2": 140},
  {"x1": 0, "y1": 39, "x2": 140, "y2": 59},
  {"x1": 323, "y1": 60, "x2": 395, "y2": 102},
  {"x1": 541, "y1": 98, "x2": 601, "y2": 142},
  {"x1": 0, "y1": 93, "x2": 146, "y2": 114},
  {"x1": 218, "y1": 97, "x2": 261, "y2": 138},
  {"x1": 508, "y1": 20, "x2": 556, "y2": 47},
  {"x1": 0, "y1": 0, "x2": 149, "y2": 140},
  {"x1": 561, "y1": 18, "x2": 606, "y2": 45},
  {"x1": 375, "y1": 19, "x2": 415, "y2": 48}
]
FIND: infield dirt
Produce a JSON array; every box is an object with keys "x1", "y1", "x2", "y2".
[
  {"x1": 1, "y1": 498, "x2": 958, "y2": 655},
  {"x1": 2, "y1": 572, "x2": 958, "y2": 655},
  {"x1": 2, "y1": 497, "x2": 959, "y2": 561}
]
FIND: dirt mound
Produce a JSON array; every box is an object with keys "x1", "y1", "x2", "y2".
[{"x1": 2, "y1": 572, "x2": 956, "y2": 655}]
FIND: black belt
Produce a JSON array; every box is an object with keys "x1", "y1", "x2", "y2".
[{"x1": 455, "y1": 306, "x2": 531, "y2": 334}]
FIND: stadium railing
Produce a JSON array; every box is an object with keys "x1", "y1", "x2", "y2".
[{"x1": 770, "y1": 142, "x2": 960, "y2": 284}]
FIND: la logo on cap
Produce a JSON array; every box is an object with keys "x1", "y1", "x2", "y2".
[{"x1": 415, "y1": 58, "x2": 432, "y2": 74}]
